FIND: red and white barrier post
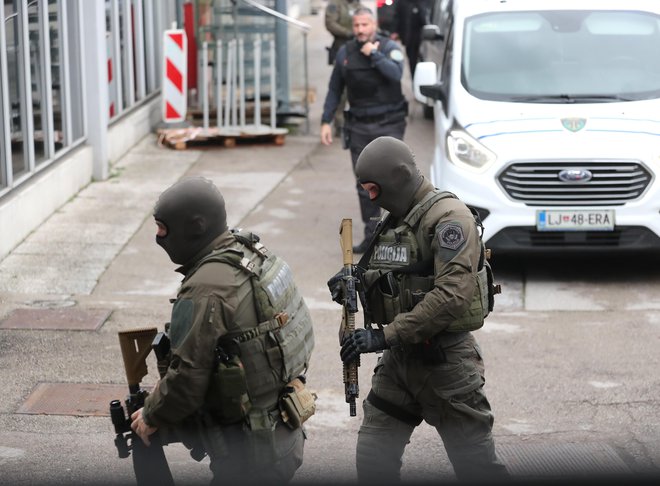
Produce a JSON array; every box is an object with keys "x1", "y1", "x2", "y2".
[
  {"x1": 162, "y1": 29, "x2": 188, "y2": 123},
  {"x1": 107, "y1": 32, "x2": 116, "y2": 118}
]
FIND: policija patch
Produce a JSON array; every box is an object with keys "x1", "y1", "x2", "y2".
[
  {"x1": 438, "y1": 223, "x2": 465, "y2": 250},
  {"x1": 373, "y1": 244, "x2": 410, "y2": 264}
]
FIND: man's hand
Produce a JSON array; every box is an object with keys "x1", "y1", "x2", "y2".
[
  {"x1": 321, "y1": 123, "x2": 333, "y2": 145},
  {"x1": 327, "y1": 268, "x2": 345, "y2": 304},
  {"x1": 340, "y1": 328, "x2": 388, "y2": 363},
  {"x1": 360, "y1": 40, "x2": 380, "y2": 57},
  {"x1": 327, "y1": 265, "x2": 364, "y2": 305},
  {"x1": 130, "y1": 407, "x2": 158, "y2": 446}
]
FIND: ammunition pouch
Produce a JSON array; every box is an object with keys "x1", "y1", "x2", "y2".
[
  {"x1": 279, "y1": 376, "x2": 317, "y2": 430},
  {"x1": 206, "y1": 352, "x2": 252, "y2": 425}
]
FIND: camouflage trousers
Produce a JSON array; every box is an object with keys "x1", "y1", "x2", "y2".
[
  {"x1": 356, "y1": 333, "x2": 509, "y2": 483},
  {"x1": 207, "y1": 420, "x2": 304, "y2": 486}
]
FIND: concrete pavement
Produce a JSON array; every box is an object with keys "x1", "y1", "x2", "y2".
[
  {"x1": 1, "y1": 6, "x2": 660, "y2": 486},
  {"x1": 0, "y1": 7, "x2": 381, "y2": 485}
]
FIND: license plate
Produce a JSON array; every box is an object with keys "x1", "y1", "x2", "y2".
[{"x1": 536, "y1": 209, "x2": 615, "y2": 231}]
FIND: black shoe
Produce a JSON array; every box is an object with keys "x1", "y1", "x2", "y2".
[{"x1": 352, "y1": 239, "x2": 370, "y2": 254}]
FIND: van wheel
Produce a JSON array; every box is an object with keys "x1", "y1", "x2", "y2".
[{"x1": 423, "y1": 104, "x2": 434, "y2": 120}]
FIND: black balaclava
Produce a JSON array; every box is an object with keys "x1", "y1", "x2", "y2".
[
  {"x1": 355, "y1": 136, "x2": 424, "y2": 218},
  {"x1": 153, "y1": 177, "x2": 228, "y2": 265}
]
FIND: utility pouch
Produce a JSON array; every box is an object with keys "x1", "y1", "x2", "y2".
[
  {"x1": 152, "y1": 331, "x2": 171, "y2": 379},
  {"x1": 341, "y1": 123, "x2": 351, "y2": 150},
  {"x1": 367, "y1": 272, "x2": 401, "y2": 324},
  {"x1": 447, "y1": 266, "x2": 488, "y2": 332},
  {"x1": 279, "y1": 376, "x2": 317, "y2": 430},
  {"x1": 402, "y1": 275, "x2": 433, "y2": 311},
  {"x1": 485, "y1": 259, "x2": 498, "y2": 314},
  {"x1": 245, "y1": 408, "x2": 278, "y2": 463},
  {"x1": 206, "y1": 350, "x2": 252, "y2": 424}
]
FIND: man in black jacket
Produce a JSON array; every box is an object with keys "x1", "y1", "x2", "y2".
[
  {"x1": 391, "y1": 0, "x2": 433, "y2": 80},
  {"x1": 320, "y1": 7, "x2": 407, "y2": 254}
]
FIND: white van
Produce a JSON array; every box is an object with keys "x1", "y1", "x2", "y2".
[{"x1": 414, "y1": 0, "x2": 660, "y2": 253}]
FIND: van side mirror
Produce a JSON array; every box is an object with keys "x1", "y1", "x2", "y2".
[
  {"x1": 414, "y1": 62, "x2": 443, "y2": 104},
  {"x1": 420, "y1": 84, "x2": 447, "y2": 107},
  {"x1": 421, "y1": 24, "x2": 444, "y2": 42}
]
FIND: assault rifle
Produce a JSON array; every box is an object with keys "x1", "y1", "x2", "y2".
[
  {"x1": 110, "y1": 327, "x2": 175, "y2": 486},
  {"x1": 339, "y1": 219, "x2": 360, "y2": 416}
]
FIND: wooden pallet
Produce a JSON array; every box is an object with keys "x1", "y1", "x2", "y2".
[{"x1": 157, "y1": 125, "x2": 288, "y2": 150}]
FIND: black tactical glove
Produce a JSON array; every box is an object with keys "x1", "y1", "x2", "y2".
[
  {"x1": 327, "y1": 269, "x2": 345, "y2": 305},
  {"x1": 340, "y1": 328, "x2": 388, "y2": 363},
  {"x1": 327, "y1": 265, "x2": 364, "y2": 305}
]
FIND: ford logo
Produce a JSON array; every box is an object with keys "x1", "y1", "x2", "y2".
[{"x1": 558, "y1": 169, "x2": 593, "y2": 183}]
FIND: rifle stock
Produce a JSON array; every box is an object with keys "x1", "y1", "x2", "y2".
[
  {"x1": 339, "y1": 219, "x2": 360, "y2": 416},
  {"x1": 110, "y1": 328, "x2": 175, "y2": 486}
]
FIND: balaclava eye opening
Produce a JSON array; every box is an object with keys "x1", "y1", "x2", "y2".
[
  {"x1": 153, "y1": 177, "x2": 228, "y2": 265},
  {"x1": 356, "y1": 136, "x2": 423, "y2": 218}
]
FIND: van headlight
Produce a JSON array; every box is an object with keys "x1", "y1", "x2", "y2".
[{"x1": 446, "y1": 129, "x2": 496, "y2": 172}]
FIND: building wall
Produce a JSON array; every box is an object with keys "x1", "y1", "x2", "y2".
[
  {"x1": 0, "y1": 0, "x2": 176, "y2": 263},
  {"x1": 0, "y1": 97, "x2": 161, "y2": 261}
]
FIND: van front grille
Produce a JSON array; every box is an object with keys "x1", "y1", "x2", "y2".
[{"x1": 497, "y1": 160, "x2": 653, "y2": 206}]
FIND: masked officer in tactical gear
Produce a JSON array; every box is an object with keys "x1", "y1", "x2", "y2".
[
  {"x1": 320, "y1": 7, "x2": 408, "y2": 255},
  {"x1": 130, "y1": 177, "x2": 314, "y2": 485},
  {"x1": 328, "y1": 137, "x2": 509, "y2": 483}
]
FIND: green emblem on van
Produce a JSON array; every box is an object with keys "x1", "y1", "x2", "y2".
[{"x1": 561, "y1": 118, "x2": 586, "y2": 132}]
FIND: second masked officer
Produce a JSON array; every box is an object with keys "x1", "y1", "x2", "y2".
[
  {"x1": 329, "y1": 137, "x2": 509, "y2": 483},
  {"x1": 320, "y1": 6, "x2": 408, "y2": 254}
]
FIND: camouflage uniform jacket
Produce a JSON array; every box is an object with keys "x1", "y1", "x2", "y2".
[
  {"x1": 325, "y1": 0, "x2": 361, "y2": 43},
  {"x1": 142, "y1": 231, "x2": 258, "y2": 427},
  {"x1": 379, "y1": 178, "x2": 482, "y2": 346}
]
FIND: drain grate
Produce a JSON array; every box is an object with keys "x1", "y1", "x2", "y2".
[
  {"x1": 497, "y1": 442, "x2": 631, "y2": 477},
  {"x1": 0, "y1": 308, "x2": 111, "y2": 331},
  {"x1": 17, "y1": 383, "x2": 134, "y2": 416}
]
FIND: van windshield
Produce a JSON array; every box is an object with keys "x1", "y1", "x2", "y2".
[{"x1": 462, "y1": 10, "x2": 660, "y2": 102}]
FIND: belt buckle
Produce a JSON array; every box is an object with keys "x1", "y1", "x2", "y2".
[{"x1": 275, "y1": 312, "x2": 289, "y2": 327}]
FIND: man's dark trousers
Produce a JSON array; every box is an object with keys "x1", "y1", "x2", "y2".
[{"x1": 347, "y1": 117, "x2": 407, "y2": 241}]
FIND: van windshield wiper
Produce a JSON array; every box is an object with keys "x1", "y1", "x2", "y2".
[{"x1": 509, "y1": 94, "x2": 633, "y2": 103}]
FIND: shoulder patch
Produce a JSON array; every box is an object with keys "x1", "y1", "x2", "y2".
[
  {"x1": 437, "y1": 223, "x2": 465, "y2": 250},
  {"x1": 326, "y1": 4, "x2": 337, "y2": 13},
  {"x1": 169, "y1": 298, "x2": 194, "y2": 348},
  {"x1": 390, "y1": 49, "x2": 405, "y2": 62}
]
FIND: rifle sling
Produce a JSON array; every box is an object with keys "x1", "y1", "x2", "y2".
[{"x1": 357, "y1": 213, "x2": 392, "y2": 269}]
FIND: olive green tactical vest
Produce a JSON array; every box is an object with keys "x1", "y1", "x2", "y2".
[
  {"x1": 366, "y1": 190, "x2": 492, "y2": 332},
  {"x1": 198, "y1": 230, "x2": 315, "y2": 413}
]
